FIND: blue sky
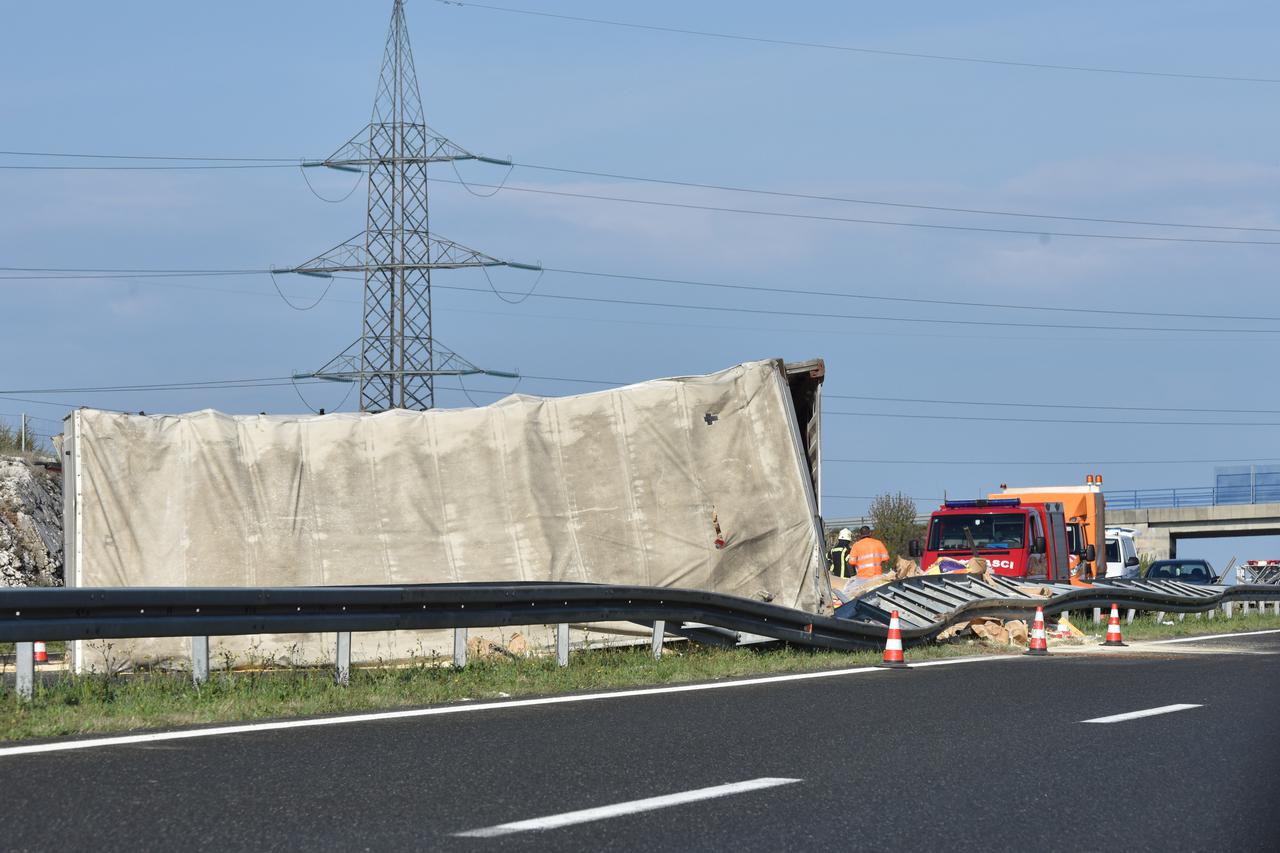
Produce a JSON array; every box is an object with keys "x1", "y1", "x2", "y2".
[{"x1": 2, "y1": 1, "x2": 1279, "y2": 565}]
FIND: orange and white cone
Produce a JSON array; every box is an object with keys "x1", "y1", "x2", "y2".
[
  {"x1": 1024, "y1": 607, "x2": 1049, "y2": 656},
  {"x1": 33, "y1": 641, "x2": 48, "y2": 663},
  {"x1": 1102, "y1": 603, "x2": 1127, "y2": 647},
  {"x1": 877, "y1": 610, "x2": 909, "y2": 669}
]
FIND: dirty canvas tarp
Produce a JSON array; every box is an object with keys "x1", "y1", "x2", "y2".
[{"x1": 64, "y1": 359, "x2": 828, "y2": 669}]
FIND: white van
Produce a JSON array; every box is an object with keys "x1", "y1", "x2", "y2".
[{"x1": 1104, "y1": 527, "x2": 1140, "y2": 579}]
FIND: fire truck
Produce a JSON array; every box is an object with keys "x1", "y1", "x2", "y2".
[
  {"x1": 910, "y1": 498, "x2": 1073, "y2": 583},
  {"x1": 991, "y1": 475, "x2": 1106, "y2": 580}
]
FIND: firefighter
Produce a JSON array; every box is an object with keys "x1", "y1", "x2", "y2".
[
  {"x1": 848, "y1": 526, "x2": 890, "y2": 578},
  {"x1": 828, "y1": 528, "x2": 854, "y2": 577}
]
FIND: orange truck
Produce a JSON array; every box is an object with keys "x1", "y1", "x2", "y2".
[{"x1": 990, "y1": 475, "x2": 1106, "y2": 581}]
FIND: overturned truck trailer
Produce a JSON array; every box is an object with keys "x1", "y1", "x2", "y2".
[{"x1": 61, "y1": 358, "x2": 829, "y2": 669}]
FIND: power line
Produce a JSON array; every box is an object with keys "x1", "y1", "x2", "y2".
[
  {"x1": 6, "y1": 150, "x2": 1280, "y2": 237},
  {"x1": 439, "y1": 178, "x2": 1280, "y2": 246},
  {"x1": 10, "y1": 147, "x2": 1280, "y2": 236},
  {"x1": 514, "y1": 163, "x2": 1280, "y2": 236},
  {"x1": 827, "y1": 457, "x2": 1280, "y2": 466},
  {"x1": 0, "y1": 163, "x2": 294, "y2": 171},
  {"x1": 4, "y1": 264, "x2": 1275, "y2": 334},
  {"x1": 0, "y1": 268, "x2": 1258, "y2": 343},
  {"x1": 827, "y1": 410, "x2": 1280, "y2": 427},
  {"x1": 445, "y1": 283, "x2": 1280, "y2": 336},
  {"x1": 0, "y1": 150, "x2": 297, "y2": 162},
  {"x1": 11, "y1": 368, "x2": 1280, "y2": 428},
  {"x1": 824, "y1": 494, "x2": 941, "y2": 502},
  {"x1": 0, "y1": 377, "x2": 328, "y2": 395},
  {"x1": 542, "y1": 267, "x2": 1280, "y2": 325},
  {"x1": 0, "y1": 266, "x2": 264, "y2": 276},
  {"x1": 435, "y1": 0, "x2": 1280, "y2": 85},
  {"x1": 0, "y1": 394, "x2": 100, "y2": 410},
  {"x1": 0, "y1": 412, "x2": 63, "y2": 426},
  {"x1": 825, "y1": 394, "x2": 1280, "y2": 416},
  {"x1": 513, "y1": 374, "x2": 1280, "y2": 416}
]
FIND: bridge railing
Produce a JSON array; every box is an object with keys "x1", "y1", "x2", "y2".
[{"x1": 1107, "y1": 484, "x2": 1280, "y2": 510}]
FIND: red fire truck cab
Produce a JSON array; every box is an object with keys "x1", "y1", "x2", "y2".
[{"x1": 911, "y1": 498, "x2": 1072, "y2": 582}]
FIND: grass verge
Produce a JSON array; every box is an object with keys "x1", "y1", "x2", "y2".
[
  {"x1": 1, "y1": 610, "x2": 1275, "y2": 743},
  {"x1": 0, "y1": 641, "x2": 997, "y2": 743},
  {"x1": 1060, "y1": 608, "x2": 1280, "y2": 642}
]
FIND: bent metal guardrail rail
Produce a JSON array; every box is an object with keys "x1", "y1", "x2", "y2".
[
  {"x1": 2, "y1": 578, "x2": 1277, "y2": 699},
  {"x1": 2, "y1": 576, "x2": 1277, "y2": 649}
]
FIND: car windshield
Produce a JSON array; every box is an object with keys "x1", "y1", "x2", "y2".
[
  {"x1": 928, "y1": 513, "x2": 1025, "y2": 551},
  {"x1": 1147, "y1": 560, "x2": 1213, "y2": 581},
  {"x1": 1105, "y1": 540, "x2": 1119, "y2": 563}
]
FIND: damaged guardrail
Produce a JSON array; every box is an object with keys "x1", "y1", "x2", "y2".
[
  {"x1": 841, "y1": 576, "x2": 1270, "y2": 629},
  {"x1": 2, "y1": 577, "x2": 1278, "y2": 698}
]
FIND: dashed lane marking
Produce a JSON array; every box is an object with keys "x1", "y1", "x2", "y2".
[
  {"x1": 1082, "y1": 703, "x2": 1202, "y2": 724},
  {"x1": 454, "y1": 777, "x2": 802, "y2": 838}
]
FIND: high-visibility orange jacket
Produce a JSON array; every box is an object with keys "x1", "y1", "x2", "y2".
[{"x1": 848, "y1": 536, "x2": 889, "y2": 578}]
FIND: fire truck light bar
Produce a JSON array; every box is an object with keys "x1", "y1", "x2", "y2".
[{"x1": 943, "y1": 498, "x2": 1022, "y2": 508}]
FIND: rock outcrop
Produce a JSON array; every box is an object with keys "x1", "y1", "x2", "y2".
[{"x1": 0, "y1": 457, "x2": 63, "y2": 587}]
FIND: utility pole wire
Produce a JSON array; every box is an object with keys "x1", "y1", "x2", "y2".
[
  {"x1": 432, "y1": 178, "x2": 1280, "y2": 246},
  {"x1": 436, "y1": 1, "x2": 1280, "y2": 85},
  {"x1": 4, "y1": 265, "x2": 1278, "y2": 331},
  {"x1": 5, "y1": 150, "x2": 1278, "y2": 236}
]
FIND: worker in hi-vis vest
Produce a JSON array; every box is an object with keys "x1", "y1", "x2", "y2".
[
  {"x1": 828, "y1": 528, "x2": 854, "y2": 577},
  {"x1": 848, "y1": 526, "x2": 890, "y2": 578}
]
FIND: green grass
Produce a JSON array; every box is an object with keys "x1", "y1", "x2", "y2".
[
  {"x1": 1, "y1": 607, "x2": 1275, "y2": 743},
  {"x1": 0, "y1": 640, "x2": 998, "y2": 743},
  {"x1": 1059, "y1": 607, "x2": 1280, "y2": 642}
]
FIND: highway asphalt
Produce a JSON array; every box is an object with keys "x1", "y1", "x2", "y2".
[{"x1": 2, "y1": 633, "x2": 1277, "y2": 852}]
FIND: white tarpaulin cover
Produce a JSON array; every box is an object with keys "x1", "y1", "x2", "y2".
[{"x1": 65, "y1": 359, "x2": 828, "y2": 667}]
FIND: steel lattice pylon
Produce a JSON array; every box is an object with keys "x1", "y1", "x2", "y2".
[{"x1": 282, "y1": 0, "x2": 536, "y2": 412}]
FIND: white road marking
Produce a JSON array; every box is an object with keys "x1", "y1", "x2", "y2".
[
  {"x1": 0, "y1": 653, "x2": 1021, "y2": 759},
  {"x1": 1147, "y1": 628, "x2": 1280, "y2": 646},
  {"x1": 906, "y1": 654, "x2": 1019, "y2": 668},
  {"x1": 454, "y1": 777, "x2": 801, "y2": 838},
  {"x1": 1082, "y1": 703, "x2": 1202, "y2": 724}
]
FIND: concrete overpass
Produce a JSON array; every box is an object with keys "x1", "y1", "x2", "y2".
[{"x1": 1107, "y1": 503, "x2": 1280, "y2": 560}]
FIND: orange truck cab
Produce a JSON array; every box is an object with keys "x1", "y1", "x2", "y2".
[
  {"x1": 991, "y1": 477, "x2": 1105, "y2": 581},
  {"x1": 911, "y1": 498, "x2": 1072, "y2": 583}
]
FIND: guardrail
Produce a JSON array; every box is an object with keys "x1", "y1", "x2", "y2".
[
  {"x1": 3, "y1": 578, "x2": 1278, "y2": 700},
  {"x1": 1107, "y1": 485, "x2": 1280, "y2": 510}
]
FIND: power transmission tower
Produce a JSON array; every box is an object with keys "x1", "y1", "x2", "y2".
[{"x1": 279, "y1": 0, "x2": 536, "y2": 412}]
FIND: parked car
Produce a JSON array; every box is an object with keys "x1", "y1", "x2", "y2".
[
  {"x1": 1144, "y1": 558, "x2": 1217, "y2": 584},
  {"x1": 1104, "y1": 527, "x2": 1141, "y2": 579}
]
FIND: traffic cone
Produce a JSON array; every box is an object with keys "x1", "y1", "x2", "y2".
[
  {"x1": 1102, "y1": 603, "x2": 1127, "y2": 647},
  {"x1": 33, "y1": 641, "x2": 48, "y2": 663},
  {"x1": 877, "y1": 610, "x2": 909, "y2": 669},
  {"x1": 1024, "y1": 607, "x2": 1049, "y2": 656}
]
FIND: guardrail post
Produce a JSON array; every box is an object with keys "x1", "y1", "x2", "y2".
[
  {"x1": 1207, "y1": 607, "x2": 1215, "y2": 619},
  {"x1": 191, "y1": 636, "x2": 209, "y2": 686},
  {"x1": 556, "y1": 623, "x2": 569, "y2": 667},
  {"x1": 1222, "y1": 602, "x2": 1233, "y2": 619},
  {"x1": 1177, "y1": 612, "x2": 1185, "y2": 622},
  {"x1": 335, "y1": 632, "x2": 351, "y2": 686},
  {"x1": 453, "y1": 628, "x2": 467, "y2": 669},
  {"x1": 1092, "y1": 607, "x2": 1101, "y2": 624},
  {"x1": 1125, "y1": 609, "x2": 1135, "y2": 625},
  {"x1": 15, "y1": 641, "x2": 34, "y2": 701},
  {"x1": 651, "y1": 620, "x2": 665, "y2": 659},
  {"x1": 1154, "y1": 611, "x2": 1165, "y2": 623}
]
